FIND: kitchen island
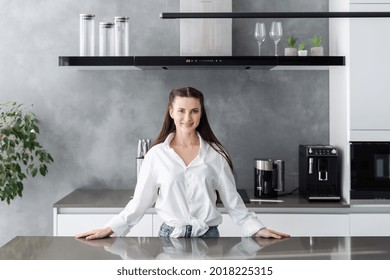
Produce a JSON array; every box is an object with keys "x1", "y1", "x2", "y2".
[
  {"x1": 53, "y1": 189, "x2": 352, "y2": 237},
  {"x1": 1, "y1": 236, "x2": 390, "y2": 260},
  {"x1": 53, "y1": 189, "x2": 390, "y2": 237}
]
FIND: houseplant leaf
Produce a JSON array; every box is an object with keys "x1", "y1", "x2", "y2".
[{"x1": 0, "y1": 102, "x2": 54, "y2": 204}]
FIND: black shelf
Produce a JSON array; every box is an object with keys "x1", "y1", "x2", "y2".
[
  {"x1": 160, "y1": 12, "x2": 390, "y2": 19},
  {"x1": 58, "y1": 56, "x2": 139, "y2": 70},
  {"x1": 273, "y1": 56, "x2": 345, "y2": 70},
  {"x1": 278, "y1": 56, "x2": 345, "y2": 66},
  {"x1": 58, "y1": 56, "x2": 345, "y2": 70}
]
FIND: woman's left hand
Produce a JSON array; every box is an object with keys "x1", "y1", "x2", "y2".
[{"x1": 253, "y1": 228, "x2": 290, "y2": 239}]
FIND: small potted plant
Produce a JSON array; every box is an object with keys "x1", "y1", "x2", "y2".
[
  {"x1": 0, "y1": 102, "x2": 53, "y2": 204},
  {"x1": 284, "y1": 35, "x2": 298, "y2": 56},
  {"x1": 297, "y1": 42, "x2": 307, "y2": 56},
  {"x1": 310, "y1": 34, "x2": 324, "y2": 56}
]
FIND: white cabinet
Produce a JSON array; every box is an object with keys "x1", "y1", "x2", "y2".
[
  {"x1": 350, "y1": 213, "x2": 390, "y2": 236},
  {"x1": 54, "y1": 212, "x2": 153, "y2": 237},
  {"x1": 217, "y1": 214, "x2": 242, "y2": 236},
  {"x1": 218, "y1": 214, "x2": 350, "y2": 237},
  {"x1": 152, "y1": 214, "x2": 163, "y2": 236},
  {"x1": 330, "y1": 1, "x2": 390, "y2": 203},
  {"x1": 54, "y1": 209, "x2": 390, "y2": 237},
  {"x1": 258, "y1": 214, "x2": 350, "y2": 237},
  {"x1": 54, "y1": 209, "x2": 350, "y2": 237},
  {"x1": 350, "y1": 0, "x2": 390, "y2": 3},
  {"x1": 350, "y1": 4, "x2": 390, "y2": 132},
  {"x1": 54, "y1": 208, "x2": 390, "y2": 237}
]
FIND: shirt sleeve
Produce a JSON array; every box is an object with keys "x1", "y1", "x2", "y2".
[
  {"x1": 105, "y1": 150, "x2": 158, "y2": 236},
  {"x1": 216, "y1": 156, "x2": 266, "y2": 237}
]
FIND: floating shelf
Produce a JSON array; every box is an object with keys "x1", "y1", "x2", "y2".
[
  {"x1": 160, "y1": 12, "x2": 390, "y2": 19},
  {"x1": 58, "y1": 56, "x2": 345, "y2": 70},
  {"x1": 273, "y1": 56, "x2": 345, "y2": 70},
  {"x1": 58, "y1": 56, "x2": 140, "y2": 70}
]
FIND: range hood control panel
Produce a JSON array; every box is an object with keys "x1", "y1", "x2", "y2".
[{"x1": 185, "y1": 58, "x2": 224, "y2": 64}]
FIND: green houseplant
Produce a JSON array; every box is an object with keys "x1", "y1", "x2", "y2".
[
  {"x1": 285, "y1": 35, "x2": 298, "y2": 56},
  {"x1": 297, "y1": 42, "x2": 307, "y2": 56},
  {"x1": 0, "y1": 102, "x2": 53, "y2": 204},
  {"x1": 310, "y1": 34, "x2": 324, "y2": 56}
]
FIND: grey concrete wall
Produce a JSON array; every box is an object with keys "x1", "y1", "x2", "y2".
[{"x1": 0, "y1": 0, "x2": 329, "y2": 246}]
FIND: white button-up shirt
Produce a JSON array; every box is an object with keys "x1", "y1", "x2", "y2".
[{"x1": 106, "y1": 133, "x2": 265, "y2": 237}]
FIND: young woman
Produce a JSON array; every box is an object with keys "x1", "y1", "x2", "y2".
[{"x1": 76, "y1": 87, "x2": 289, "y2": 240}]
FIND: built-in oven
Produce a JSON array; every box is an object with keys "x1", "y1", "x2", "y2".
[{"x1": 350, "y1": 142, "x2": 390, "y2": 199}]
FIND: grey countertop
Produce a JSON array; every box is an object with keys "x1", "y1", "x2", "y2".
[
  {"x1": 53, "y1": 189, "x2": 349, "y2": 209},
  {"x1": 1, "y1": 236, "x2": 389, "y2": 260}
]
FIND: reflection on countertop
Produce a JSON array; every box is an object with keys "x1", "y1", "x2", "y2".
[{"x1": 1, "y1": 236, "x2": 389, "y2": 260}]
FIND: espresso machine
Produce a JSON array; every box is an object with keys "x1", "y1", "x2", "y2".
[
  {"x1": 254, "y1": 159, "x2": 285, "y2": 198},
  {"x1": 299, "y1": 145, "x2": 341, "y2": 201}
]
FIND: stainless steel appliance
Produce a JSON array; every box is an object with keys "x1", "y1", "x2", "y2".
[
  {"x1": 254, "y1": 159, "x2": 284, "y2": 198},
  {"x1": 299, "y1": 145, "x2": 340, "y2": 201},
  {"x1": 180, "y1": 0, "x2": 232, "y2": 56},
  {"x1": 351, "y1": 142, "x2": 390, "y2": 199}
]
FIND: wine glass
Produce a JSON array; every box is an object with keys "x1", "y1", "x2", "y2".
[
  {"x1": 254, "y1": 22, "x2": 266, "y2": 56},
  {"x1": 269, "y1": 21, "x2": 283, "y2": 56}
]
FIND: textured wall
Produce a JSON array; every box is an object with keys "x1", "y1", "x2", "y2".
[{"x1": 0, "y1": 0, "x2": 329, "y2": 246}]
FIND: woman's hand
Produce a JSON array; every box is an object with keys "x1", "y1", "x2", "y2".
[
  {"x1": 253, "y1": 228, "x2": 290, "y2": 239},
  {"x1": 75, "y1": 227, "x2": 114, "y2": 240},
  {"x1": 76, "y1": 237, "x2": 116, "y2": 248}
]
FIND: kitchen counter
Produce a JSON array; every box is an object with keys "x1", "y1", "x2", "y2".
[
  {"x1": 1, "y1": 236, "x2": 389, "y2": 260},
  {"x1": 54, "y1": 189, "x2": 350, "y2": 213},
  {"x1": 53, "y1": 189, "x2": 390, "y2": 237},
  {"x1": 52, "y1": 189, "x2": 352, "y2": 237}
]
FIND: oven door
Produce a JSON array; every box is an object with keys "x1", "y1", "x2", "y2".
[{"x1": 351, "y1": 142, "x2": 390, "y2": 199}]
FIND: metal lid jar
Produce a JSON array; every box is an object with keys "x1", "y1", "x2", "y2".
[
  {"x1": 114, "y1": 16, "x2": 129, "y2": 56},
  {"x1": 99, "y1": 22, "x2": 115, "y2": 56},
  {"x1": 79, "y1": 14, "x2": 95, "y2": 56}
]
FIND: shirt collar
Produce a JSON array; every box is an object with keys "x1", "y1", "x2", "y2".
[{"x1": 164, "y1": 132, "x2": 208, "y2": 163}]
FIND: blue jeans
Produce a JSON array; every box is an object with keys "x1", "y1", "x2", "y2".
[{"x1": 158, "y1": 223, "x2": 219, "y2": 238}]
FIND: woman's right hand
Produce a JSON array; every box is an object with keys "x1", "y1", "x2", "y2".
[{"x1": 75, "y1": 227, "x2": 113, "y2": 240}]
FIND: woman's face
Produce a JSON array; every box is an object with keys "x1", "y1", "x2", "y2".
[{"x1": 169, "y1": 96, "x2": 202, "y2": 134}]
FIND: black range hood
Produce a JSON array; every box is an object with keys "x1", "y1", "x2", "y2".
[
  {"x1": 58, "y1": 56, "x2": 345, "y2": 70},
  {"x1": 135, "y1": 56, "x2": 277, "y2": 70},
  {"x1": 58, "y1": 56, "x2": 138, "y2": 70}
]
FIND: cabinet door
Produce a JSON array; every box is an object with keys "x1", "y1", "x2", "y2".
[
  {"x1": 219, "y1": 214, "x2": 350, "y2": 237},
  {"x1": 350, "y1": 1, "x2": 390, "y2": 3},
  {"x1": 350, "y1": 214, "x2": 390, "y2": 236},
  {"x1": 258, "y1": 214, "x2": 349, "y2": 237},
  {"x1": 56, "y1": 214, "x2": 153, "y2": 237},
  {"x1": 218, "y1": 214, "x2": 243, "y2": 236},
  {"x1": 152, "y1": 214, "x2": 163, "y2": 236},
  {"x1": 350, "y1": 4, "x2": 390, "y2": 131}
]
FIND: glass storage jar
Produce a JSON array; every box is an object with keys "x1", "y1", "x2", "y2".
[
  {"x1": 99, "y1": 22, "x2": 115, "y2": 56},
  {"x1": 79, "y1": 14, "x2": 95, "y2": 56},
  {"x1": 114, "y1": 16, "x2": 129, "y2": 56}
]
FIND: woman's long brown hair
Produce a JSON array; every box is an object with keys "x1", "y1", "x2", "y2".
[{"x1": 152, "y1": 87, "x2": 234, "y2": 172}]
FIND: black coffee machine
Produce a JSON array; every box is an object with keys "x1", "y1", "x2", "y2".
[{"x1": 299, "y1": 145, "x2": 341, "y2": 201}]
